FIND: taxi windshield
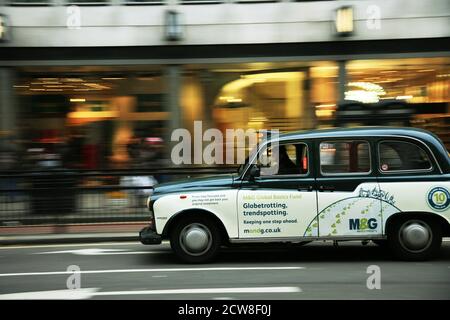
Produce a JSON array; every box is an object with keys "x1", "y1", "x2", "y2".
[
  {"x1": 237, "y1": 144, "x2": 259, "y2": 176},
  {"x1": 237, "y1": 130, "x2": 279, "y2": 176}
]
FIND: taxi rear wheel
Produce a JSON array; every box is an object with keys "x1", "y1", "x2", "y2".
[
  {"x1": 388, "y1": 217, "x2": 442, "y2": 261},
  {"x1": 170, "y1": 215, "x2": 221, "y2": 263}
]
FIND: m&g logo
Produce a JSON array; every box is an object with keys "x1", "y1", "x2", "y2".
[{"x1": 349, "y1": 218, "x2": 378, "y2": 231}]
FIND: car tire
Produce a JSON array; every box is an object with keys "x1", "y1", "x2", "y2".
[
  {"x1": 170, "y1": 215, "x2": 221, "y2": 263},
  {"x1": 388, "y1": 217, "x2": 442, "y2": 261}
]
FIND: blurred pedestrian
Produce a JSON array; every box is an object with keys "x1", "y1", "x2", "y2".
[{"x1": 0, "y1": 134, "x2": 21, "y2": 201}]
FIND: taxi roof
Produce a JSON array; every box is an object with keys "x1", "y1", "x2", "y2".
[{"x1": 277, "y1": 126, "x2": 440, "y2": 142}]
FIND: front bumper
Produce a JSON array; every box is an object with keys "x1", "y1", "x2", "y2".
[{"x1": 139, "y1": 226, "x2": 162, "y2": 245}]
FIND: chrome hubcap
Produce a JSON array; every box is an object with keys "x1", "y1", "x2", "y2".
[
  {"x1": 399, "y1": 220, "x2": 432, "y2": 253},
  {"x1": 179, "y1": 223, "x2": 212, "y2": 256}
]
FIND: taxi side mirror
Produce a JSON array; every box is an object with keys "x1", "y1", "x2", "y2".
[{"x1": 249, "y1": 164, "x2": 261, "y2": 179}]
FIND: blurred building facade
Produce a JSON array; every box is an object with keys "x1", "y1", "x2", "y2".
[{"x1": 0, "y1": 0, "x2": 449, "y2": 169}]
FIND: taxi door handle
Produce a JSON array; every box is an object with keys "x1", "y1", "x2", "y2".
[
  {"x1": 319, "y1": 185, "x2": 335, "y2": 192},
  {"x1": 298, "y1": 185, "x2": 314, "y2": 192}
]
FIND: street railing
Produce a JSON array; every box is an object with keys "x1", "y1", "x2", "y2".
[{"x1": 0, "y1": 166, "x2": 238, "y2": 227}]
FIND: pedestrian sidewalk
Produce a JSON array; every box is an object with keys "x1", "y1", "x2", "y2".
[{"x1": 0, "y1": 222, "x2": 146, "y2": 245}]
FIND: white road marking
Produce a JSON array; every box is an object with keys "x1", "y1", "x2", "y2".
[
  {"x1": 93, "y1": 287, "x2": 302, "y2": 296},
  {"x1": 0, "y1": 266, "x2": 304, "y2": 277},
  {"x1": 33, "y1": 248, "x2": 162, "y2": 256},
  {"x1": 0, "y1": 241, "x2": 170, "y2": 250},
  {"x1": 0, "y1": 241, "x2": 169, "y2": 250},
  {"x1": 0, "y1": 286, "x2": 301, "y2": 300},
  {"x1": 0, "y1": 288, "x2": 99, "y2": 300},
  {"x1": 0, "y1": 242, "x2": 137, "y2": 250},
  {"x1": 152, "y1": 275, "x2": 168, "y2": 278}
]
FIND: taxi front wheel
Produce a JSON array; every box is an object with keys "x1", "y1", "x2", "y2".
[
  {"x1": 170, "y1": 215, "x2": 221, "y2": 263},
  {"x1": 388, "y1": 217, "x2": 442, "y2": 261}
]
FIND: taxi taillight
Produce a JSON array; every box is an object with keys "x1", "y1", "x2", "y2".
[{"x1": 302, "y1": 156, "x2": 308, "y2": 171}]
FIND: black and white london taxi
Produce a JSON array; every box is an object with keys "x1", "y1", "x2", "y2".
[{"x1": 140, "y1": 127, "x2": 450, "y2": 263}]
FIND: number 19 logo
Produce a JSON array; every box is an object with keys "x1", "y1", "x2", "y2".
[{"x1": 427, "y1": 187, "x2": 450, "y2": 211}]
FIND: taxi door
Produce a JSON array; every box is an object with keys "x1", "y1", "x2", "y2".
[
  {"x1": 237, "y1": 140, "x2": 319, "y2": 238},
  {"x1": 315, "y1": 139, "x2": 382, "y2": 237}
]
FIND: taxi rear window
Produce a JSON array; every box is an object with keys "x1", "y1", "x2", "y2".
[
  {"x1": 320, "y1": 140, "x2": 371, "y2": 175},
  {"x1": 378, "y1": 140, "x2": 432, "y2": 172}
]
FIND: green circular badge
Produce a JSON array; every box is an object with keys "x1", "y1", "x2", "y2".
[{"x1": 427, "y1": 187, "x2": 450, "y2": 211}]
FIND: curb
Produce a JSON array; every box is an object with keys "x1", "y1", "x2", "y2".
[{"x1": 0, "y1": 232, "x2": 140, "y2": 246}]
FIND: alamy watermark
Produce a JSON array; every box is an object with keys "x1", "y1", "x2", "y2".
[
  {"x1": 366, "y1": 5, "x2": 382, "y2": 30},
  {"x1": 366, "y1": 265, "x2": 381, "y2": 290},
  {"x1": 66, "y1": 6, "x2": 81, "y2": 30},
  {"x1": 66, "y1": 265, "x2": 81, "y2": 290},
  {"x1": 63, "y1": 5, "x2": 380, "y2": 32},
  {"x1": 170, "y1": 121, "x2": 279, "y2": 175}
]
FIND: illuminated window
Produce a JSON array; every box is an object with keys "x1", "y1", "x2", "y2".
[{"x1": 334, "y1": 6, "x2": 354, "y2": 36}]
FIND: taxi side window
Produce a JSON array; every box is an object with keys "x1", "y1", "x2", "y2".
[
  {"x1": 261, "y1": 143, "x2": 308, "y2": 176},
  {"x1": 320, "y1": 140, "x2": 371, "y2": 174},
  {"x1": 378, "y1": 140, "x2": 432, "y2": 172}
]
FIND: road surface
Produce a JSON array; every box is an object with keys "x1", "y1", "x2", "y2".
[{"x1": 0, "y1": 240, "x2": 449, "y2": 300}]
